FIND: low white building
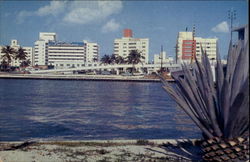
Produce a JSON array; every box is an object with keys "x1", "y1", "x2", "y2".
[
  {"x1": 0, "y1": 39, "x2": 33, "y2": 67},
  {"x1": 153, "y1": 51, "x2": 174, "y2": 64}
]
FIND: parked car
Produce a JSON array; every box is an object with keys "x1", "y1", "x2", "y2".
[
  {"x1": 101, "y1": 71, "x2": 111, "y2": 75},
  {"x1": 121, "y1": 72, "x2": 132, "y2": 76}
]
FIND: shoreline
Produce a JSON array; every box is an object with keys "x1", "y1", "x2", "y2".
[
  {"x1": 0, "y1": 74, "x2": 175, "y2": 82},
  {"x1": 0, "y1": 139, "x2": 202, "y2": 162}
]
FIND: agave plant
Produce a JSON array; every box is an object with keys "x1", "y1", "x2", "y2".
[{"x1": 162, "y1": 36, "x2": 249, "y2": 161}]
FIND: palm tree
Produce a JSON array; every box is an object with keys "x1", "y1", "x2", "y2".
[
  {"x1": 162, "y1": 38, "x2": 249, "y2": 161},
  {"x1": 0, "y1": 60, "x2": 8, "y2": 71},
  {"x1": 126, "y1": 50, "x2": 145, "y2": 75},
  {"x1": 20, "y1": 59, "x2": 31, "y2": 68},
  {"x1": 100, "y1": 54, "x2": 112, "y2": 65},
  {"x1": 1, "y1": 45, "x2": 16, "y2": 70},
  {"x1": 110, "y1": 54, "x2": 117, "y2": 64},
  {"x1": 115, "y1": 55, "x2": 125, "y2": 64},
  {"x1": 15, "y1": 47, "x2": 27, "y2": 61},
  {"x1": 93, "y1": 57, "x2": 98, "y2": 62}
]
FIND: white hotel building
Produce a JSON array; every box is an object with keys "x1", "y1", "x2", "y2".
[
  {"x1": 34, "y1": 32, "x2": 57, "y2": 66},
  {"x1": 48, "y1": 41, "x2": 85, "y2": 68},
  {"x1": 114, "y1": 29, "x2": 149, "y2": 63},
  {"x1": 0, "y1": 39, "x2": 33, "y2": 67},
  {"x1": 176, "y1": 31, "x2": 217, "y2": 63},
  {"x1": 34, "y1": 32, "x2": 99, "y2": 68}
]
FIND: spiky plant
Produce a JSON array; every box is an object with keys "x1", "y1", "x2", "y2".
[{"x1": 162, "y1": 36, "x2": 249, "y2": 161}]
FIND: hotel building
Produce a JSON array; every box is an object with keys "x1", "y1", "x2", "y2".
[
  {"x1": 34, "y1": 32, "x2": 99, "y2": 68},
  {"x1": 48, "y1": 41, "x2": 85, "y2": 68},
  {"x1": 84, "y1": 40, "x2": 99, "y2": 63},
  {"x1": 34, "y1": 32, "x2": 57, "y2": 66},
  {"x1": 176, "y1": 31, "x2": 217, "y2": 63},
  {"x1": 114, "y1": 29, "x2": 149, "y2": 63}
]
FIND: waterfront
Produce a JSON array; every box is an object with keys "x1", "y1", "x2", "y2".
[{"x1": 0, "y1": 79, "x2": 200, "y2": 141}]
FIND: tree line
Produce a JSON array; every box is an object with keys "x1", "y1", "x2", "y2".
[
  {"x1": 101, "y1": 50, "x2": 145, "y2": 65},
  {"x1": 100, "y1": 50, "x2": 145, "y2": 74},
  {"x1": 0, "y1": 45, "x2": 31, "y2": 71}
]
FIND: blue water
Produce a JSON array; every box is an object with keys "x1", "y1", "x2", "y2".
[{"x1": 0, "y1": 79, "x2": 200, "y2": 141}]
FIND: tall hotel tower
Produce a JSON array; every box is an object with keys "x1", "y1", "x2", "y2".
[
  {"x1": 176, "y1": 31, "x2": 217, "y2": 63},
  {"x1": 113, "y1": 29, "x2": 149, "y2": 63}
]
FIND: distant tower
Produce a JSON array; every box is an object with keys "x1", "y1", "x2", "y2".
[{"x1": 123, "y1": 29, "x2": 133, "y2": 37}]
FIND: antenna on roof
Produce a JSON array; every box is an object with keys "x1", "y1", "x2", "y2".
[
  {"x1": 228, "y1": 8, "x2": 237, "y2": 42},
  {"x1": 191, "y1": 25, "x2": 196, "y2": 64}
]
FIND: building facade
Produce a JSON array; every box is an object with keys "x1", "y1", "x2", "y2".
[
  {"x1": 34, "y1": 32, "x2": 57, "y2": 66},
  {"x1": 84, "y1": 40, "x2": 99, "y2": 63},
  {"x1": 34, "y1": 33, "x2": 99, "y2": 68},
  {"x1": 48, "y1": 41, "x2": 85, "y2": 68},
  {"x1": 176, "y1": 31, "x2": 217, "y2": 63},
  {"x1": 153, "y1": 51, "x2": 173, "y2": 64},
  {"x1": 114, "y1": 29, "x2": 149, "y2": 63},
  {"x1": 0, "y1": 39, "x2": 33, "y2": 67}
]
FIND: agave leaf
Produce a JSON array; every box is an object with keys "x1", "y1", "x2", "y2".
[
  {"x1": 164, "y1": 86, "x2": 214, "y2": 138},
  {"x1": 234, "y1": 117, "x2": 249, "y2": 137},
  {"x1": 203, "y1": 80, "x2": 222, "y2": 137},
  {"x1": 230, "y1": 41, "x2": 249, "y2": 103},
  {"x1": 215, "y1": 45, "x2": 224, "y2": 127},
  {"x1": 180, "y1": 64, "x2": 212, "y2": 121},
  {"x1": 221, "y1": 79, "x2": 231, "y2": 131},
  {"x1": 162, "y1": 29, "x2": 249, "y2": 139},
  {"x1": 226, "y1": 77, "x2": 249, "y2": 138},
  {"x1": 198, "y1": 51, "x2": 223, "y2": 137},
  {"x1": 225, "y1": 41, "x2": 238, "y2": 83},
  {"x1": 239, "y1": 121, "x2": 249, "y2": 136},
  {"x1": 194, "y1": 58, "x2": 207, "y2": 100},
  {"x1": 163, "y1": 80, "x2": 214, "y2": 138},
  {"x1": 177, "y1": 76, "x2": 205, "y2": 119},
  {"x1": 224, "y1": 92, "x2": 245, "y2": 138}
]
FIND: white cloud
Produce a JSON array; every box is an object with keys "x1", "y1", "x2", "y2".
[
  {"x1": 211, "y1": 21, "x2": 230, "y2": 33},
  {"x1": 63, "y1": 1, "x2": 122, "y2": 24},
  {"x1": 16, "y1": 1, "x2": 123, "y2": 25},
  {"x1": 17, "y1": 10, "x2": 33, "y2": 24},
  {"x1": 36, "y1": 1, "x2": 66, "y2": 16},
  {"x1": 101, "y1": 19, "x2": 121, "y2": 33}
]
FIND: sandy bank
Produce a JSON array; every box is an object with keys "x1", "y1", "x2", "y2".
[
  {"x1": 0, "y1": 139, "x2": 203, "y2": 162},
  {"x1": 0, "y1": 73, "x2": 175, "y2": 82}
]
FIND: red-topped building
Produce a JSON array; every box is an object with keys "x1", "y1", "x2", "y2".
[{"x1": 123, "y1": 29, "x2": 133, "y2": 37}]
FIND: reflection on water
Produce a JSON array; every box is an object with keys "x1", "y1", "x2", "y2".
[{"x1": 0, "y1": 79, "x2": 200, "y2": 141}]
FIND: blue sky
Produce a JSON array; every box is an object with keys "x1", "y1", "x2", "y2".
[{"x1": 0, "y1": 0, "x2": 248, "y2": 61}]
